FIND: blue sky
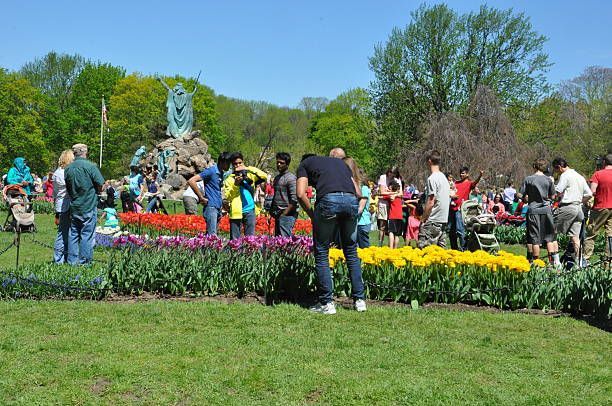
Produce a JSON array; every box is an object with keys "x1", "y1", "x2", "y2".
[{"x1": 1, "y1": 0, "x2": 610, "y2": 107}]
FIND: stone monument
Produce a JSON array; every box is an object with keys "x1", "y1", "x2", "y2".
[{"x1": 135, "y1": 75, "x2": 212, "y2": 200}]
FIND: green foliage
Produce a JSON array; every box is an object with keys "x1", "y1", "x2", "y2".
[
  {"x1": 0, "y1": 263, "x2": 108, "y2": 299},
  {"x1": 309, "y1": 88, "x2": 377, "y2": 174},
  {"x1": 107, "y1": 74, "x2": 222, "y2": 177},
  {"x1": 0, "y1": 69, "x2": 52, "y2": 174},
  {"x1": 369, "y1": 3, "x2": 551, "y2": 169},
  {"x1": 56, "y1": 242, "x2": 612, "y2": 316},
  {"x1": 214, "y1": 96, "x2": 314, "y2": 172},
  {"x1": 66, "y1": 62, "x2": 126, "y2": 165},
  {"x1": 512, "y1": 66, "x2": 611, "y2": 173},
  {"x1": 494, "y1": 225, "x2": 608, "y2": 253},
  {"x1": 19, "y1": 51, "x2": 85, "y2": 111},
  {"x1": 107, "y1": 246, "x2": 314, "y2": 300}
]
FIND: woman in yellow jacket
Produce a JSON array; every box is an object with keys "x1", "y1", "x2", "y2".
[{"x1": 223, "y1": 152, "x2": 268, "y2": 240}]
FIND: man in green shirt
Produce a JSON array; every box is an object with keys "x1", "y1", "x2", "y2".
[{"x1": 64, "y1": 144, "x2": 104, "y2": 265}]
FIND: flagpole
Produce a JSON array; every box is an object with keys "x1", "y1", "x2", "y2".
[{"x1": 99, "y1": 96, "x2": 104, "y2": 169}]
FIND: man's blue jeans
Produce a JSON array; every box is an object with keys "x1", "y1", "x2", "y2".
[
  {"x1": 449, "y1": 210, "x2": 466, "y2": 251},
  {"x1": 313, "y1": 192, "x2": 365, "y2": 305},
  {"x1": 53, "y1": 211, "x2": 71, "y2": 264},
  {"x1": 230, "y1": 209, "x2": 256, "y2": 240},
  {"x1": 274, "y1": 215, "x2": 296, "y2": 237},
  {"x1": 67, "y1": 208, "x2": 97, "y2": 265},
  {"x1": 204, "y1": 205, "x2": 222, "y2": 235}
]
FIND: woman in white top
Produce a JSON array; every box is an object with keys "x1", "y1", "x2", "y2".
[{"x1": 52, "y1": 150, "x2": 75, "y2": 263}]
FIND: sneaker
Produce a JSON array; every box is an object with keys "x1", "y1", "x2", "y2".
[
  {"x1": 354, "y1": 299, "x2": 367, "y2": 312},
  {"x1": 309, "y1": 302, "x2": 336, "y2": 315}
]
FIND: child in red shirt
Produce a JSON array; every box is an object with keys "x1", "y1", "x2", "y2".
[{"x1": 382, "y1": 181, "x2": 403, "y2": 249}]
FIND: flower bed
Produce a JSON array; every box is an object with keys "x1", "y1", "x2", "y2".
[
  {"x1": 118, "y1": 213, "x2": 312, "y2": 236},
  {"x1": 94, "y1": 232, "x2": 610, "y2": 316},
  {"x1": 494, "y1": 225, "x2": 607, "y2": 252},
  {"x1": 0, "y1": 263, "x2": 109, "y2": 299},
  {"x1": 2, "y1": 229, "x2": 609, "y2": 317}
]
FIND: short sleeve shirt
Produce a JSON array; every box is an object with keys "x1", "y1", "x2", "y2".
[
  {"x1": 555, "y1": 169, "x2": 592, "y2": 204},
  {"x1": 520, "y1": 174, "x2": 554, "y2": 214},
  {"x1": 64, "y1": 157, "x2": 104, "y2": 215},
  {"x1": 425, "y1": 172, "x2": 450, "y2": 223},
  {"x1": 296, "y1": 156, "x2": 355, "y2": 200},
  {"x1": 590, "y1": 168, "x2": 612, "y2": 209},
  {"x1": 199, "y1": 164, "x2": 223, "y2": 208},
  {"x1": 452, "y1": 179, "x2": 475, "y2": 211},
  {"x1": 358, "y1": 185, "x2": 372, "y2": 226}
]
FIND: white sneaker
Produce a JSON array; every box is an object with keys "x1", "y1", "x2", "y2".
[
  {"x1": 354, "y1": 299, "x2": 367, "y2": 312},
  {"x1": 309, "y1": 302, "x2": 336, "y2": 315}
]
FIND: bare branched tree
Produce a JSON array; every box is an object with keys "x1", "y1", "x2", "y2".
[{"x1": 400, "y1": 86, "x2": 538, "y2": 190}]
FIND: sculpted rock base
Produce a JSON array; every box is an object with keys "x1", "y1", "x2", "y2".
[{"x1": 142, "y1": 130, "x2": 212, "y2": 200}]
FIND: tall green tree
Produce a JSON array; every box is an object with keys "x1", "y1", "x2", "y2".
[
  {"x1": 369, "y1": 3, "x2": 551, "y2": 166},
  {"x1": 0, "y1": 69, "x2": 52, "y2": 174},
  {"x1": 67, "y1": 62, "x2": 126, "y2": 156},
  {"x1": 309, "y1": 88, "x2": 377, "y2": 174}
]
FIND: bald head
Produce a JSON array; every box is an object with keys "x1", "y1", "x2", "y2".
[{"x1": 329, "y1": 148, "x2": 346, "y2": 159}]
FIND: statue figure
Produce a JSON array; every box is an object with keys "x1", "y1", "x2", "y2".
[
  {"x1": 156, "y1": 76, "x2": 197, "y2": 138},
  {"x1": 130, "y1": 145, "x2": 146, "y2": 168},
  {"x1": 157, "y1": 149, "x2": 175, "y2": 182}
]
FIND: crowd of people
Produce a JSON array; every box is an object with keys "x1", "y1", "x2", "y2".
[{"x1": 1, "y1": 142, "x2": 610, "y2": 314}]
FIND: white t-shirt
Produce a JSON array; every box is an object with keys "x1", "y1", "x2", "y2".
[
  {"x1": 183, "y1": 181, "x2": 204, "y2": 199},
  {"x1": 52, "y1": 167, "x2": 70, "y2": 213},
  {"x1": 555, "y1": 168, "x2": 592, "y2": 204},
  {"x1": 425, "y1": 171, "x2": 450, "y2": 223}
]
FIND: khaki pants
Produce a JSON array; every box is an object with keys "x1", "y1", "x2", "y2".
[{"x1": 583, "y1": 208, "x2": 612, "y2": 259}]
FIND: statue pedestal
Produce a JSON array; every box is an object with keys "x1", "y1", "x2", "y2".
[{"x1": 145, "y1": 130, "x2": 212, "y2": 200}]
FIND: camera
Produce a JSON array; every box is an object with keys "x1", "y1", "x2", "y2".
[{"x1": 234, "y1": 169, "x2": 248, "y2": 178}]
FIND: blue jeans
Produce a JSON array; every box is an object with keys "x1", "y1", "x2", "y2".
[
  {"x1": 313, "y1": 193, "x2": 365, "y2": 304},
  {"x1": 230, "y1": 210, "x2": 256, "y2": 240},
  {"x1": 204, "y1": 205, "x2": 222, "y2": 235},
  {"x1": 357, "y1": 224, "x2": 371, "y2": 248},
  {"x1": 145, "y1": 196, "x2": 160, "y2": 213},
  {"x1": 449, "y1": 210, "x2": 466, "y2": 251},
  {"x1": 67, "y1": 208, "x2": 97, "y2": 265},
  {"x1": 274, "y1": 215, "x2": 296, "y2": 237},
  {"x1": 53, "y1": 211, "x2": 71, "y2": 264}
]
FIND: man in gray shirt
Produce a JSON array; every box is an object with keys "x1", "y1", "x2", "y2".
[
  {"x1": 418, "y1": 150, "x2": 450, "y2": 249},
  {"x1": 520, "y1": 158, "x2": 560, "y2": 265},
  {"x1": 271, "y1": 152, "x2": 298, "y2": 237}
]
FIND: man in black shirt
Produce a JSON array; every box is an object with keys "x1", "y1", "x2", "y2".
[{"x1": 296, "y1": 154, "x2": 366, "y2": 314}]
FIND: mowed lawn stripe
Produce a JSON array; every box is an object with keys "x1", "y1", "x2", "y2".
[{"x1": 0, "y1": 301, "x2": 610, "y2": 405}]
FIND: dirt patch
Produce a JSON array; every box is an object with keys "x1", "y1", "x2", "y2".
[
  {"x1": 90, "y1": 377, "x2": 110, "y2": 395},
  {"x1": 305, "y1": 388, "x2": 323, "y2": 403}
]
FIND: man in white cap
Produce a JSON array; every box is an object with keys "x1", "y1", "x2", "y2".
[{"x1": 64, "y1": 143, "x2": 104, "y2": 265}]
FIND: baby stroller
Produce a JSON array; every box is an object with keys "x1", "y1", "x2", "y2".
[
  {"x1": 2, "y1": 185, "x2": 36, "y2": 232},
  {"x1": 461, "y1": 200, "x2": 499, "y2": 253}
]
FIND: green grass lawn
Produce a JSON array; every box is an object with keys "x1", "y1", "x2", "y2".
[
  {"x1": 0, "y1": 212, "x2": 609, "y2": 404},
  {"x1": 0, "y1": 301, "x2": 610, "y2": 405}
]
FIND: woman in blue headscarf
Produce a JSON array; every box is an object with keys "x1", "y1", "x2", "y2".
[{"x1": 7, "y1": 157, "x2": 34, "y2": 194}]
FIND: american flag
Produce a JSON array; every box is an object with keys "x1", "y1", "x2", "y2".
[{"x1": 102, "y1": 97, "x2": 108, "y2": 126}]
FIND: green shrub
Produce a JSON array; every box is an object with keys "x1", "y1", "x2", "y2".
[{"x1": 0, "y1": 263, "x2": 110, "y2": 299}]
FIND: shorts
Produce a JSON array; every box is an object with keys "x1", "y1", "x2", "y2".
[
  {"x1": 377, "y1": 218, "x2": 388, "y2": 233},
  {"x1": 526, "y1": 211, "x2": 555, "y2": 244},
  {"x1": 554, "y1": 204, "x2": 583, "y2": 237},
  {"x1": 388, "y1": 219, "x2": 404, "y2": 235},
  {"x1": 417, "y1": 221, "x2": 447, "y2": 249}
]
